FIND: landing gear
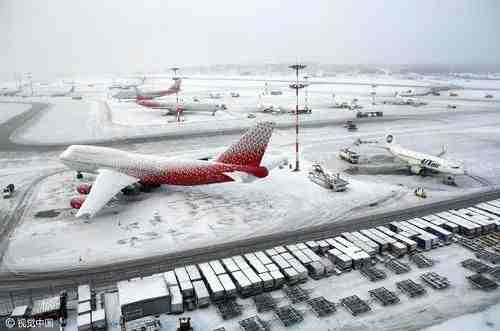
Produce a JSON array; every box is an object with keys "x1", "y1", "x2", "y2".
[
  {"x1": 443, "y1": 175, "x2": 456, "y2": 186},
  {"x1": 76, "y1": 171, "x2": 83, "y2": 179}
]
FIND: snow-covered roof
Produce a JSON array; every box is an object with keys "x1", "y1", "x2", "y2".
[{"x1": 118, "y1": 276, "x2": 169, "y2": 306}]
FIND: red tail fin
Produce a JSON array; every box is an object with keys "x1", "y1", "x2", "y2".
[{"x1": 216, "y1": 122, "x2": 274, "y2": 166}]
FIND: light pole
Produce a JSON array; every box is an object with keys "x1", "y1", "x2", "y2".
[
  {"x1": 171, "y1": 67, "x2": 181, "y2": 122},
  {"x1": 288, "y1": 64, "x2": 307, "y2": 172},
  {"x1": 304, "y1": 75, "x2": 309, "y2": 111}
]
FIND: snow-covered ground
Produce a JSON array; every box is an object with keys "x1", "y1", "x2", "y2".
[
  {"x1": 1, "y1": 74, "x2": 500, "y2": 273},
  {"x1": 0, "y1": 103, "x2": 31, "y2": 125},
  {"x1": 97, "y1": 244, "x2": 500, "y2": 331},
  {"x1": 4, "y1": 76, "x2": 497, "y2": 146}
]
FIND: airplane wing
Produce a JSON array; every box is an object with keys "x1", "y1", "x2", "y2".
[{"x1": 76, "y1": 169, "x2": 139, "y2": 218}]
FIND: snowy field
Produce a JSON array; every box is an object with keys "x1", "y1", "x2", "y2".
[
  {"x1": 78, "y1": 244, "x2": 500, "y2": 331},
  {"x1": 5, "y1": 76, "x2": 498, "y2": 146},
  {"x1": 1, "y1": 74, "x2": 500, "y2": 273},
  {"x1": 0, "y1": 103, "x2": 31, "y2": 125}
]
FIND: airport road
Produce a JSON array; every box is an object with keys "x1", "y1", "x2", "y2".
[{"x1": 0, "y1": 187, "x2": 499, "y2": 293}]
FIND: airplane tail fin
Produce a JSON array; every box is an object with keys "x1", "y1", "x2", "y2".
[
  {"x1": 216, "y1": 122, "x2": 274, "y2": 167},
  {"x1": 170, "y1": 79, "x2": 182, "y2": 93}
]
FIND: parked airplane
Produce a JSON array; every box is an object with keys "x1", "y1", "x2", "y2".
[
  {"x1": 112, "y1": 79, "x2": 182, "y2": 101},
  {"x1": 51, "y1": 84, "x2": 75, "y2": 97},
  {"x1": 137, "y1": 98, "x2": 226, "y2": 116},
  {"x1": 383, "y1": 134, "x2": 465, "y2": 182},
  {"x1": 109, "y1": 77, "x2": 146, "y2": 90},
  {"x1": 60, "y1": 122, "x2": 286, "y2": 218}
]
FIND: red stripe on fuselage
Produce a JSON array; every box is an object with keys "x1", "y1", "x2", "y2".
[{"x1": 137, "y1": 162, "x2": 268, "y2": 186}]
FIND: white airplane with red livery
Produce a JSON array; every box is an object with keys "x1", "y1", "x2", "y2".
[
  {"x1": 112, "y1": 79, "x2": 182, "y2": 101},
  {"x1": 60, "y1": 122, "x2": 286, "y2": 218},
  {"x1": 137, "y1": 98, "x2": 226, "y2": 116}
]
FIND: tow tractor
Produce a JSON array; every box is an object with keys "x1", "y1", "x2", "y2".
[
  {"x1": 308, "y1": 163, "x2": 349, "y2": 191},
  {"x1": 339, "y1": 148, "x2": 360, "y2": 164},
  {"x1": 3, "y1": 184, "x2": 15, "y2": 199},
  {"x1": 414, "y1": 187, "x2": 427, "y2": 198}
]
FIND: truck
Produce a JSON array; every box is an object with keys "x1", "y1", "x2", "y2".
[
  {"x1": 338, "y1": 148, "x2": 360, "y2": 164},
  {"x1": 3, "y1": 184, "x2": 14, "y2": 199},
  {"x1": 308, "y1": 163, "x2": 349, "y2": 191},
  {"x1": 356, "y1": 111, "x2": 383, "y2": 118}
]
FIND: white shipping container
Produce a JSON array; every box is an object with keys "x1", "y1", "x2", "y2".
[
  {"x1": 265, "y1": 263, "x2": 279, "y2": 272},
  {"x1": 179, "y1": 280, "x2": 194, "y2": 298},
  {"x1": 274, "y1": 246, "x2": 287, "y2": 254},
  {"x1": 231, "y1": 270, "x2": 252, "y2": 294},
  {"x1": 222, "y1": 258, "x2": 240, "y2": 273},
  {"x1": 78, "y1": 284, "x2": 92, "y2": 303},
  {"x1": 185, "y1": 265, "x2": 202, "y2": 281},
  {"x1": 265, "y1": 248, "x2": 279, "y2": 256},
  {"x1": 258, "y1": 272, "x2": 274, "y2": 290},
  {"x1": 218, "y1": 274, "x2": 237, "y2": 297},
  {"x1": 255, "y1": 251, "x2": 273, "y2": 265},
  {"x1": 209, "y1": 260, "x2": 226, "y2": 275},
  {"x1": 170, "y1": 286, "x2": 184, "y2": 314},
  {"x1": 232, "y1": 255, "x2": 251, "y2": 270},
  {"x1": 174, "y1": 267, "x2": 190, "y2": 283},
  {"x1": 192, "y1": 280, "x2": 210, "y2": 307},
  {"x1": 270, "y1": 270, "x2": 285, "y2": 287}
]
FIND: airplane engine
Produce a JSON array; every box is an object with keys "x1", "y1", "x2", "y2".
[
  {"x1": 410, "y1": 165, "x2": 423, "y2": 175},
  {"x1": 76, "y1": 183, "x2": 92, "y2": 195},
  {"x1": 70, "y1": 196, "x2": 86, "y2": 209}
]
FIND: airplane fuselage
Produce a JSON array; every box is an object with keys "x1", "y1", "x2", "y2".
[
  {"x1": 60, "y1": 145, "x2": 268, "y2": 186},
  {"x1": 386, "y1": 144, "x2": 464, "y2": 175}
]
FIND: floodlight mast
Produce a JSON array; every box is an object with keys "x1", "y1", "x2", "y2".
[
  {"x1": 288, "y1": 64, "x2": 307, "y2": 172},
  {"x1": 171, "y1": 67, "x2": 181, "y2": 122}
]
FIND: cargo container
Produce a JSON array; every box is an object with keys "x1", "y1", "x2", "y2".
[
  {"x1": 407, "y1": 218, "x2": 452, "y2": 242},
  {"x1": 78, "y1": 284, "x2": 92, "y2": 303},
  {"x1": 360, "y1": 229, "x2": 388, "y2": 251},
  {"x1": 271, "y1": 255, "x2": 291, "y2": 270},
  {"x1": 450, "y1": 209, "x2": 495, "y2": 233},
  {"x1": 286, "y1": 244, "x2": 300, "y2": 252},
  {"x1": 316, "y1": 240, "x2": 330, "y2": 254},
  {"x1": 437, "y1": 212, "x2": 479, "y2": 236},
  {"x1": 467, "y1": 207, "x2": 500, "y2": 228},
  {"x1": 209, "y1": 260, "x2": 226, "y2": 275},
  {"x1": 221, "y1": 257, "x2": 239, "y2": 273},
  {"x1": 170, "y1": 286, "x2": 184, "y2": 314},
  {"x1": 291, "y1": 250, "x2": 312, "y2": 265},
  {"x1": 296, "y1": 243, "x2": 308, "y2": 250},
  {"x1": 245, "y1": 253, "x2": 268, "y2": 274},
  {"x1": 232, "y1": 255, "x2": 251, "y2": 270},
  {"x1": 305, "y1": 240, "x2": 319, "y2": 252},
  {"x1": 91, "y1": 309, "x2": 106, "y2": 331},
  {"x1": 231, "y1": 270, "x2": 253, "y2": 297},
  {"x1": 204, "y1": 273, "x2": 225, "y2": 300},
  {"x1": 274, "y1": 246, "x2": 287, "y2": 254},
  {"x1": 255, "y1": 251, "x2": 273, "y2": 265},
  {"x1": 192, "y1": 280, "x2": 210, "y2": 307},
  {"x1": 164, "y1": 271, "x2": 179, "y2": 287},
  {"x1": 280, "y1": 252, "x2": 295, "y2": 261},
  {"x1": 270, "y1": 270, "x2": 285, "y2": 288},
  {"x1": 307, "y1": 261, "x2": 326, "y2": 279},
  {"x1": 179, "y1": 281, "x2": 194, "y2": 298},
  {"x1": 283, "y1": 267, "x2": 300, "y2": 284},
  {"x1": 118, "y1": 277, "x2": 171, "y2": 322},
  {"x1": 302, "y1": 248, "x2": 322, "y2": 262},
  {"x1": 241, "y1": 267, "x2": 263, "y2": 293},
  {"x1": 326, "y1": 248, "x2": 352, "y2": 270},
  {"x1": 174, "y1": 267, "x2": 190, "y2": 283},
  {"x1": 198, "y1": 262, "x2": 216, "y2": 278},
  {"x1": 265, "y1": 263, "x2": 279, "y2": 272},
  {"x1": 78, "y1": 313, "x2": 91, "y2": 331},
  {"x1": 288, "y1": 258, "x2": 308, "y2": 282},
  {"x1": 78, "y1": 301, "x2": 91, "y2": 315},
  {"x1": 265, "y1": 248, "x2": 279, "y2": 256},
  {"x1": 393, "y1": 234, "x2": 417, "y2": 252},
  {"x1": 218, "y1": 273, "x2": 237, "y2": 297},
  {"x1": 258, "y1": 272, "x2": 275, "y2": 291},
  {"x1": 390, "y1": 241, "x2": 407, "y2": 257},
  {"x1": 185, "y1": 265, "x2": 202, "y2": 282}
]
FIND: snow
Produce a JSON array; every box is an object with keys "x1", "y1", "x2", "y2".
[
  {"x1": 0, "y1": 103, "x2": 31, "y2": 124},
  {"x1": 92, "y1": 244, "x2": 500, "y2": 331}
]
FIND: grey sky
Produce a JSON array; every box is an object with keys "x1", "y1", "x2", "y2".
[{"x1": 1, "y1": 0, "x2": 499, "y2": 78}]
